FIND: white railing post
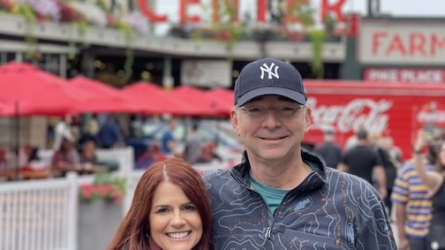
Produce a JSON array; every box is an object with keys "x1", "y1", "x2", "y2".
[{"x1": 66, "y1": 172, "x2": 78, "y2": 250}]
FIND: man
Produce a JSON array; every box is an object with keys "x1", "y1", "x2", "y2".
[
  {"x1": 97, "y1": 115, "x2": 121, "y2": 149},
  {"x1": 391, "y1": 128, "x2": 445, "y2": 250},
  {"x1": 203, "y1": 58, "x2": 396, "y2": 249},
  {"x1": 313, "y1": 128, "x2": 343, "y2": 169},
  {"x1": 183, "y1": 122, "x2": 202, "y2": 164},
  {"x1": 368, "y1": 131, "x2": 398, "y2": 221},
  {"x1": 338, "y1": 129, "x2": 387, "y2": 199},
  {"x1": 160, "y1": 118, "x2": 178, "y2": 155}
]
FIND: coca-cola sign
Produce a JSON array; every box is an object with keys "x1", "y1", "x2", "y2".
[
  {"x1": 307, "y1": 97, "x2": 393, "y2": 133},
  {"x1": 416, "y1": 101, "x2": 445, "y2": 123}
]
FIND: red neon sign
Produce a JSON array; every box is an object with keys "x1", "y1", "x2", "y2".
[{"x1": 137, "y1": 0, "x2": 347, "y2": 24}]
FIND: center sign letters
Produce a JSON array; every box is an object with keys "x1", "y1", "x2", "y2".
[
  {"x1": 359, "y1": 21, "x2": 445, "y2": 65},
  {"x1": 137, "y1": 0, "x2": 347, "y2": 24}
]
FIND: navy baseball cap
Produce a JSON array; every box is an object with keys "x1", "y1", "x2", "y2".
[{"x1": 234, "y1": 58, "x2": 307, "y2": 106}]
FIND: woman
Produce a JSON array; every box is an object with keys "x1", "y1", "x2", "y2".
[
  {"x1": 107, "y1": 158, "x2": 212, "y2": 250},
  {"x1": 413, "y1": 129, "x2": 445, "y2": 250}
]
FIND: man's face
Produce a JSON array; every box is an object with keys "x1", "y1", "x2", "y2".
[{"x1": 231, "y1": 95, "x2": 311, "y2": 163}]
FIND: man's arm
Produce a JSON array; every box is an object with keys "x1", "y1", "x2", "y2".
[
  {"x1": 374, "y1": 165, "x2": 387, "y2": 199},
  {"x1": 395, "y1": 202, "x2": 410, "y2": 250},
  {"x1": 338, "y1": 152, "x2": 349, "y2": 172},
  {"x1": 356, "y1": 189, "x2": 397, "y2": 249}
]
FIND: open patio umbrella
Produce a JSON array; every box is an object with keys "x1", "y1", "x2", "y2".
[
  {"x1": 171, "y1": 86, "x2": 231, "y2": 117},
  {"x1": 69, "y1": 76, "x2": 144, "y2": 113},
  {"x1": 204, "y1": 88, "x2": 234, "y2": 113},
  {"x1": 122, "y1": 82, "x2": 209, "y2": 116},
  {"x1": 0, "y1": 62, "x2": 88, "y2": 116}
]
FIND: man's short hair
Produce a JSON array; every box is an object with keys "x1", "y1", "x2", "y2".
[{"x1": 356, "y1": 129, "x2": 368, "y2": 140}]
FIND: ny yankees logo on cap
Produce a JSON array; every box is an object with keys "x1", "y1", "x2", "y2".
[{"x1": 260, "y1": 63, "x2": 279, "y2": 80}]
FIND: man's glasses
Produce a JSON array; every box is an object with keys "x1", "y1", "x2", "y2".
[{"x1": 239, "y1": 103, "x2": 305, "y2": 122}]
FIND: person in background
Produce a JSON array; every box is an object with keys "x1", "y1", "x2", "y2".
[
  {"x1": 391, "y1": 129, "x2": 445, "y2": 250},
  {"x1": 52, "y1": 114, "x2": 73, "y2": 151},
  {"x1": 338, "y1": 128, "x2": 387, "y2": 199},
  {"x1": 313, "y1": 128, "x2": 343, "y2": 169},
  {"x1": 371, "y1": 134, "x2": 399, "y2": 221},
  {"x1": 0, "y1": 146, "x2": 14, "y2": 180},
  {"x1": 413, "y1": 128, "x2": 445, "y2": 250},
  {"x1": 107, "y1": 158, "x2": 212, "y2": 250},
  {"x1": 79, "y1": 141, "x2": 102, "y2": 173},
  {"x1": 160, "y1": 118, "x2": 178, "y2": 155},
  {"x1": 183, "y1": 122, "x2": 202, "y2": 165},
  {"x1": 97, "y1": 115, "x2": 121, "y2": 149},
  {"x1": 203, "y1": 58, "x2": 395, "y2": 249},
  {"x1": 51, "y1": 138, "x2": 81, "y2": 176},
  {"x1": 78, "y1": 118, "x2": 99, "y2": 148},
  {"x1": 381, "y1": 136, "x2": 403, "y2": 169}
]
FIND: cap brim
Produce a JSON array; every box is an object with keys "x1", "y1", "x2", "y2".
[{"x1": 236, "y1": 87, "x2": 306, "y2": 106}]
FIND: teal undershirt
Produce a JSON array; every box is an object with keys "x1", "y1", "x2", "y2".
[{"x1": 249, "y1": 160, "x2": 316, "y2": 213}]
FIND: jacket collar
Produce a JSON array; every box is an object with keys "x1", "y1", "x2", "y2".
[{"x1": 231, "y1": 149, "x2": 328, "y2": 192}]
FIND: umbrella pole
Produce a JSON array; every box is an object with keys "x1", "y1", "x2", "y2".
[{"x1": 15, "y1": 101, "x2": 19, "y2": 180}]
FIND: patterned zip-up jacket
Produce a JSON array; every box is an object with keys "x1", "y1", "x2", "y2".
[{"x1": 203, "y1": 150, "x2": 396, "y2": 250}]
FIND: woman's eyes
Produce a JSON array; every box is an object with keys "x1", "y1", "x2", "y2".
[
  {"x1": 155, "y1": 208, "x2": 169, "y2": 213},
  {"x1": 154, "y1": 205, "x2": 196, "y2": 213},
  {"x1": 183, "y1": 205, "x2": 196, "y2": 211}
]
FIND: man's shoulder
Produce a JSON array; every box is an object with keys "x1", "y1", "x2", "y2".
[
  {"x1": 202, "y1": 169, "x2": 232, "y2": 182},
  {"x1": 326, "y1": 168, "x2": 375, "y2": 190},
  {"x1": 202, "y1": 169, "x2": 237, "y2": 194}
]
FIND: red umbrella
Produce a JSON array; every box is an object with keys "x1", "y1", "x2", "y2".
[
  {"x1": 122, "y1": 82, "x2": 207, "y2": 116},
  {"x1": 171, "y1": 86, "x2": 230, "y2": 116},
  {"x1": 4, "y1": 84, "x2": 89, "y2": 116},
  {"x1": 69, "y1": 76, "x2": 144, "y2": 113},
  {"x1": 204, "y1": 88, "x2": 234, "y2": 113},
  {"x1": 0, "y1": 62, "x2": 88, "y2": 116}
]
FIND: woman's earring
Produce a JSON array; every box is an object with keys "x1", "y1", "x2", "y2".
[{"x1": 145, "y1": 229, "x2": 150, "y2": 238}]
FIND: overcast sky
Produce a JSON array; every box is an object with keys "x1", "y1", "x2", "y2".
[{"x1": 327, "y1": 0, "x2": 445, "y2": 16}]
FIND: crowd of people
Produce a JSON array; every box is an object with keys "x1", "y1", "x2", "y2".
[
  {"x1": 0, "y1": 107, "x2": 224, "y2": 180},
  {"x1": 313, "y1": 127, "x2": 402, "y2": 221}
]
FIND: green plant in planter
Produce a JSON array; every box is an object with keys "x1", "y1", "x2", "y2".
[
  {"x1": 308, "y1": 29, "x2": 326, "y2": 79},
  {"x1": 16, "y1": 4, "x2": 37, "y2": 59},
  {"x1": 79, "y1": 173, "x2": 127, "y2": 203},
  {"x1": 199, "y1": 0, "x2": 241, "y2": 62},
  {"x1": 286, "y1": 2, "x2": 325, "y2": 78},
  {"x1": 116, "y1": 21, "x2": 135, "y2": 85}
]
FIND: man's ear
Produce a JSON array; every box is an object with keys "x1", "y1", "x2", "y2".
[
  {"x1": 230, "y1": 108, "x2": 240, "y2": 137},
  {"x1": 304, "y1": 107, "x2": 312, "y2": 133}
]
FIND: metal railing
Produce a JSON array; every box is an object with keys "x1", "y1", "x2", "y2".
[{"x1": 0, "y1": 173, "x2": 77, "y2": 250}]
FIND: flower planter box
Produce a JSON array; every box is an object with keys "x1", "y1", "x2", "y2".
[{"x1": 78, "y1": 199, "x2": 123, "y2": 250}]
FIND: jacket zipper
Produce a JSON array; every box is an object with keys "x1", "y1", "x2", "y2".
[
  {"x1": 261, "y1": 227, "x2": 272, "y2": 246},
  {"x1": 233, "y1": 171, "x2": 319, "y2": 247}
]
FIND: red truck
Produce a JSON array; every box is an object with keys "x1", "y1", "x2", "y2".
[{"x1": 303, "y1": 80, "x2": 445, "y2": 160}]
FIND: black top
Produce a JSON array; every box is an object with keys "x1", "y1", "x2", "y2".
[
  {"x1": 313, "y1": 141, "x2": 343, "y2": 169},
  {"x1": 428, "y1": 179, "x2": 445, "y2": 250},
  {"x1": 341, "y1": 145, "x2": 381, "y2": 184}
]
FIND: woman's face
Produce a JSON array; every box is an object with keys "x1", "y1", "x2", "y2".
[{"x1": 149, "y1": 181, "x2": 203, "y2": 250}]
